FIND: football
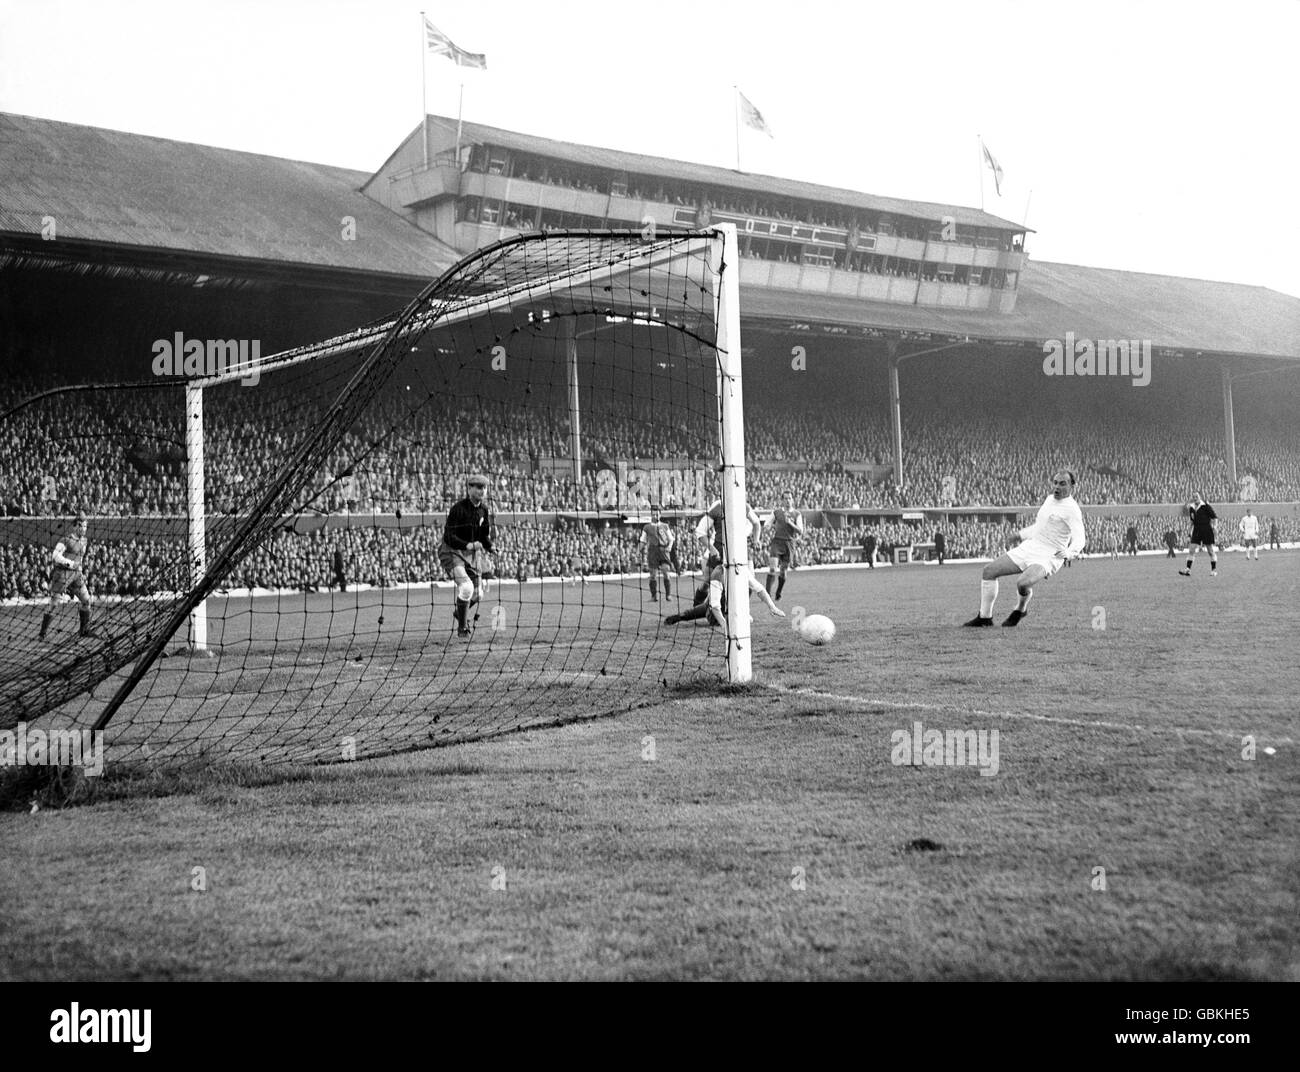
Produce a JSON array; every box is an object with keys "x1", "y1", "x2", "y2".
[{"x1": 799, "y1": 614, "x2": 836, "y2": 645}]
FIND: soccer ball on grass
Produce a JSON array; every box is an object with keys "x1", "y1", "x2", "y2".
[{"x1": 798, "y1": 614, "x2": 836, "y2": 645}]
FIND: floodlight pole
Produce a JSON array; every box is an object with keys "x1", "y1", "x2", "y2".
[
  {"x1": 1221, "y1": 366, "x2": 1238, "y2": 487},
  {"x1": 564, "y1": 316, "x2": 582, "y2": 485},
  {"x1": 712, "y1": 223, "x2": 752, "y2": 684},
  {"x1": 184, "y1": 384, "x2": 208, "y2": 651}
]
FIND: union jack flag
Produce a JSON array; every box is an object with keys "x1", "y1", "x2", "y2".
[{"x1": 424, "y1": 18, "x2": 487, "y2": 69}]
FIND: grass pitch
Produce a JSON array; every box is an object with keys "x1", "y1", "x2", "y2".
[{"x1": 2, "y1": 551, "x2": 1296, "y2": 980}]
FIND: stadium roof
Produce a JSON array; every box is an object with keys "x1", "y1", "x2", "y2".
[
  {"x1": 0, "y1": 112, "x2": 461, "y2": 279},
  {"x1": 743, "y1": 260, "x2": 1300, "y2": 359},
  {"x1": 384, "y1": 115, "x2": 1028, "y2": 233}
]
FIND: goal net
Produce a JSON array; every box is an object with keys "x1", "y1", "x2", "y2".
[{"x1": 0, "y1": 227, "x2": 754, "y2": 767}]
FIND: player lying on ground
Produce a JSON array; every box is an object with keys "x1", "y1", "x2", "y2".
[
  {"x1": 438, "y1": 474, "x2": 494, "y2": 638},
  {"x1": 665, "y1": 558, "x2": 785, "y2": 627},
  {"x1": 1179, "y1": 493, "x2": 1219, "y2": 576},
  {"x1": 39, "y1": 512, "x2": 97, "y2": 639},
  {"x1": 964, "y1": 469, "x2": 1085, "y2": 628}
]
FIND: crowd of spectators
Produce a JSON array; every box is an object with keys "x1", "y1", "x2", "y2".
[
  {"x1": 2, "y1": 508, "x2": 1293, "y2": 601},
  {"x1": 4, "y1": 368, "x2": 1300, "y2": 523}
]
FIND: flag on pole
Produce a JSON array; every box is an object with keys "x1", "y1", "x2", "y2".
[
  {"x1": 738, "y1": 90, "x2": 773, "y2": 137},
  {"x1": 424, "y1": 17, "x2": 487, "y2": 69},
  {"x1": 981, "y1": 141, "x2": 1004, "y2": 196}
]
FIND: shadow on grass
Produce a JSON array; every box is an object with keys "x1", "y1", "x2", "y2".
[{"x1": 0, "y1": 760, "x2": 313, "y2": 811}]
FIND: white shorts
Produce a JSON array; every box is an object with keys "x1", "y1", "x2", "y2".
[{"x1": 1007, "y1": 540, "x2": 1064, "y2": 577}]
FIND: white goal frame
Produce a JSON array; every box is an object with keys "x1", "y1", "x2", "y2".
[{"x1": 179, "y1": 226, "x2": 753, "y2": 683}]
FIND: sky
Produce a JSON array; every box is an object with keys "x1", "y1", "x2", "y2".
[{"x1": 2, "y1": 0, "x2": 1298, "y2": 297}]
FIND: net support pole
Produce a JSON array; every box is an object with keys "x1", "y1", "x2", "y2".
[
  {"x1": 1221, "y1": 365, "x2": 1238, "y2": 487},
  {"x1": 565, "y1": 316, "x2": 582, "y2": 485},
  {"x1": 712, "y1": 223, "x2": 752, "y2": 684},
  {"x1": 888, "y1": 342, "x2": 904, "y2": 489},
  {"x1": 184, "y1": 384, "x2": 207, "y2": 651}
]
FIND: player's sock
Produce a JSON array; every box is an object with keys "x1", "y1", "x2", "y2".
[
  {"x1": 764, "y1": 573, "x2": 775, "y2": 595},
  {"x1": 979, "y1": 579, "x2": 998, "y2": 617},
  {"x1": 675, "y1": 602, "x2": 713, "y2": 623},
  {"x1": 39, "y1": 612, "x2": 52, "y2": 639},
  {"x1": 775, "y1": 576, "x2": 785, "y2": 599},
  {"x1": 663, "y1": 577, "x2": 671, "y2": 599},
  {"x1": 1016, "y1": 588, "x2": 1034, "y2": 613},
  {"x1": 1185, "y1": 558, "x2": 1193, "y2": 571},
  {"x1": 454, "y1": 599, "x2": 468, "y2": 631},
  {"x1": 649, "y1": 576, "x2": 658, "y2": 599},
  {"x1": 1210, "y1": 558, "x2": 1217, "y2": 573},
  {"x1": 78, "y1": 608, "x2": 95, "y2": 637}
]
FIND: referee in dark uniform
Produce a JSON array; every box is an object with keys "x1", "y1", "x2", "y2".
[
  {"x1": 439, "y1": 474, "x2": 494, "y2": 637},
  {"x1": 1178, "y1": 492, "x2": 1219, "y2": 578}
]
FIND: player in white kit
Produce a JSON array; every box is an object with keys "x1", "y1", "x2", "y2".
[
  {"x1": 1239, "y1": 509, "x2": 1260, "y2": 561},
  {"x1": 963, "y1": 470, "x2": 1086, "y2": 628}
]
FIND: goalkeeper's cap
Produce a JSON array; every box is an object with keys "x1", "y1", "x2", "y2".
[
  {"x1": 650, "y1": 503, "x2": 661, "y2": 513},
  {"x1": 466, "y1": 474, "x2": 489, "y2": 489}
]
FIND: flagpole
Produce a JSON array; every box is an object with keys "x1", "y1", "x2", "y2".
[
  {"x1": 456, "y1": 82, "x2": 464, "y2": 166},
  {"x1": 420, "y1": 11, "x2": 428, "y2": 169},
  {"x1": 977, "y1": 135, "x2": 984, "y2": 212},
  {"x1": 1022, "y1": 188, "x2": 1033, "y2": 230},
  {"x1": 733, "y1": 85, "x2": 741, "y2": 171}
]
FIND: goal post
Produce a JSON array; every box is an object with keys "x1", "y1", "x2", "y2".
[
  {"x1": 4, "y1": 228, "x2": 757, "y2": 765},
  {"x1": 712, "y1": 223, "x2": 753, "y2": 684},
  {"x1": 184, "y1": 383, "x2": 207, "y2": 653}
]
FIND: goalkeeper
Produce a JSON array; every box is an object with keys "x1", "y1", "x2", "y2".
[
  {"x1": 439, "y1": 474, "x2": 494, "y2": 638},
  {"x1": 39, "y1": 513, "x2": 98, "y2": 640},
  {"x1": 963, "y1": 470, "x2": 1085, "y2": 628}
]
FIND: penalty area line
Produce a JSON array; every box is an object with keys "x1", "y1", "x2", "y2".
[{"x1": 766, "y1": 685, "x2": 1295, "y2": 746}]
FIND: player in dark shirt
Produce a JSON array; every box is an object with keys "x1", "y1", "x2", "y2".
[
  {"x1": 40, "y1": 513, "x2": 98, "y2": 639},
  {"x1": 1178, "y1": 493, "x2": 1219, "y2": 578},
  {"x1": 764, "y1": 495, "x2": 804, "y2": 602},
  {"x1": 1124, "y1": 524, "x2": 1139, "y2": 556},
  {"x1": 439, "y1": 474, "x2": 494, "y2": 637},
  {"x1": 332, "y1": 547, "x2": 347, "y2": 593},
  {"x1": 861, "y1": 529, "x2": 878, "y2": 568}
]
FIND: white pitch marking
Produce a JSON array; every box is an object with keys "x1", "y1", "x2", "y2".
[{"x1": 769, "y1": 685, "x2": 1296, "y2": 746}]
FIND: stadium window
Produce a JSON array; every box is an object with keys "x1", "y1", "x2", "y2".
[
  {"x1": 481, "y1": 201, "x2": 501, "y2": 225},
  {"x1": 969, "y1": 268, "x2": 984, "y2": 286},
  {"x1": 610, "y1": 180, "x2": 628, "y2": 197},
  {"x1": 488, "y1": 154, "x2": 508, "y2": 176}
]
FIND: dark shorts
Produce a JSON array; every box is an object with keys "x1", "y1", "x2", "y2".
[
  {"x1": 1190, "y1": 526, "x2": 1217, "y2": 547},
  {"x1": 768, "y1": 539, "x2": 792, "y2": 566},
  {"x1": 647, "y1": 547, "x2": 672, "y2": 571},
  {"x1": 49, "y1": 568, "x2": 88, "y2": 600},
  {"x1": 438, "y1": 547, "x2": 479, "y2": 580},
  {"x1": 1243, "y1": 538, "x2": 1258, "y2": 547}
]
